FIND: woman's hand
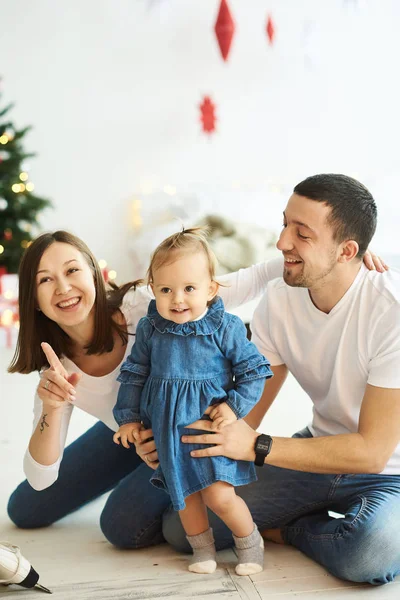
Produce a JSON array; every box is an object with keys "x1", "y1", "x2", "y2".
[
  {"x1": 363, "y1": 250, "x2": 388, "y2": 272},
  {"x1": 134, "y1": 427, "x2": 159, "y2": 470},
  {"x1": 38, "y1": 343, "x2": 80, "y2": 410},
  {"x1": 182, "y1": 418, "x2": 258, "y2": 462}
]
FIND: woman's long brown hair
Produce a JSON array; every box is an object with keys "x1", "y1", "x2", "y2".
[{"x1": 8, "y1": 231, "x2": 141, "y2": 374}]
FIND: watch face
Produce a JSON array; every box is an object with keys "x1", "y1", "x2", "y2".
[
  {"x1": 256, "y1": 434, "x2": 272, "y2": 455},
  {"x1": 257, "y1": 440, "x2": 271, "y2": 452}
]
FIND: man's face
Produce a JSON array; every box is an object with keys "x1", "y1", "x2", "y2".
[{"x1": 276, "y1": 193, "x2": 340, "y2": 289}]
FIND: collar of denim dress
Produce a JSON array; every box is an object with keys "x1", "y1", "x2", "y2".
[{"x1": 147, "y1": 296, "x2": 224, "y2": 336}]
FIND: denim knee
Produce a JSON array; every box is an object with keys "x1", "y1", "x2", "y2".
[
  {"x1": 100, "y1": 504, "x2": 165, "y2": 550},
  {"x1": 330, "y1": 529, "x2": 400, "y2": 585},
  {"x1": 100, "y1": 506, "x2": 139, "y2": 549},
  {"x1": 7, "y1": 487, "x2": 52, "y2": 529}
]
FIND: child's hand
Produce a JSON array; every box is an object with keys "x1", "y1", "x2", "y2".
[
  {"x1": 208, "y1": 402, "x2": 237, "y2": 431},
  {"x1": 113, "y1": 423, "x2": 141, "y2": 448}
]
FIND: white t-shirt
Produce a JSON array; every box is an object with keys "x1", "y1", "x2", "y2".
[
  {"x1": 251, "y1": 264, "x2": 400, "y2": 475},
  {"x1": 24, "y1": 259, "x2": 283, "y2": 490}
]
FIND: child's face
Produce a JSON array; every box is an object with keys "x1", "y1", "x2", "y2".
[{"x1": 151, "y1": 251, "x2": 218, "y2": 324}]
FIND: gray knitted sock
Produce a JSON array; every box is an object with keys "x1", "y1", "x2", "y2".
[
  {"x1": 233, "y1": 523, "x2": 264, "y2": 576},
  {"x1": 186, "y1": 527, "x2": 217, "y2": 574}
]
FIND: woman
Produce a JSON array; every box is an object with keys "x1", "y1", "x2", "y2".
[{"x1": 7, "y1": 230, "x2": 384, "y2": 549}]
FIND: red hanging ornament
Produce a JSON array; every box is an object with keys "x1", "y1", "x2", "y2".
[
  {"x1": 102, "y1": 267, "x2": 109, "y2": 283},
  {"x1": 199, "y1": 96, "x2": 217, "y2": 135},
  {"x1": 266, "y1": 14, "x2": 275, "y2": 45},
  {"x1": 4, "y1": 229, "x2": 12, "y2": 241},
  {"x1": 214, "y1": 0, "x2": 235, "y2": 62}
]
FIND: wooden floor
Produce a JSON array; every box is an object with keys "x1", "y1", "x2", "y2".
[{"x1": 1, "y1": 345, "x2": 398, "y2": 599}]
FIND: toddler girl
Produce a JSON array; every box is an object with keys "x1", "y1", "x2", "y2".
[{"x1": 113, "y1": 227, "x2": 272, "y2": 575}]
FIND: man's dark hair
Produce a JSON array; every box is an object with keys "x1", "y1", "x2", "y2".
[{"x1": 293, "y1": 174, "x2": 377, "y2": 257}]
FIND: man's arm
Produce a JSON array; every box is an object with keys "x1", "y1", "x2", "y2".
[
  {"x1": 244, "y1": 364, "x2": 288, "y2": 429},
  {"x1": 184, "y1": 384, "x2": 400, "y2": 474}
]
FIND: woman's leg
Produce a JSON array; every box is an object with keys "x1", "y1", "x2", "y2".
[
  {"x1": 8, "y1": 422, "x2": 143, "y2": 528},
  {"x1": 99, "y1": 461, "x2": 171, "y2": 549}
]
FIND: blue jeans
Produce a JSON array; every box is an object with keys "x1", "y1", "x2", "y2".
[
  {"x1": 163, "y1": 428, "x2": 400, "y2": 585},
  {"x1": 7, "y1": 422, "x2": 171, "y2": 548},
  {"x1": 8, "y1": 424, "x2": 400, "y2": 585}
]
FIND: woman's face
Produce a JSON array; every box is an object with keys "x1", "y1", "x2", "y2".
[{"x1": 35, "y1": 242, "x2": 96, "y2": 330}]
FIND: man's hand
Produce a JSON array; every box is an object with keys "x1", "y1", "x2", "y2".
[
  {"x1": 207, "y1": 402, "x2": 237, "y2": 430},
  {"x1": 182, "y1": 418, "x2": 258, "y2": 462},
  {"x1": 113, "y1": 422, "x2": 141, "y2": 449}
]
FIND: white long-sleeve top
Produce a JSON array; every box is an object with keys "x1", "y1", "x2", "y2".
[{"x1": 24, "y1": 259, "x2": 282, "y2": 490}]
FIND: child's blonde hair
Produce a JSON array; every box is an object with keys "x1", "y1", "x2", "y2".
[{"x1": 147, "y1": 226, "x2": 217, "y2": 284}]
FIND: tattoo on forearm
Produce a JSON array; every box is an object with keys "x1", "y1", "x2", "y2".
[{"x1": 40, "y1": 413, "x2": 49, "y2": 433}]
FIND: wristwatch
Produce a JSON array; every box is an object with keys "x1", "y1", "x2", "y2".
[{"x1": 254, "y1": 434, "x2": 273, "y2": 467}]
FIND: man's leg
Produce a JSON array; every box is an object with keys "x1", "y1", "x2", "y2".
[
  {"x1": 162, "y1": 464, "x2": 338, "y2": 552},
  {"x1": 163, "y1": 426, "x2": 329, "y2": 552},
  {"x1": 285, "y1": 473, "x2": 400, "y2": 585}
]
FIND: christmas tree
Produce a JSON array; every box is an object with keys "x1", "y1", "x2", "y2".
[{"x1": 0, "y1": 87, "x2": 52, "y2": 273}]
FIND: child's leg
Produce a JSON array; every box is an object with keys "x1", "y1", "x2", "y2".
[
  {"x1": 179, "y1": 492, "x2": 217, "y2": 574},
  {"x1": 201, "y1": 482, "x2": 264, "y2": 576}
]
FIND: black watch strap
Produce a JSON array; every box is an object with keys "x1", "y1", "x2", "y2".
[{"x1": 254, "y1": 434, "x2": 273, "y2": 467}]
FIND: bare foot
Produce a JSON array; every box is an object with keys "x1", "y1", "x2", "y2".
[{"x1": 260, "y1": 528, "x2": 284, "y2": 544}]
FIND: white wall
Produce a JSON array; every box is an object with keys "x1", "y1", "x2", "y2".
[{"x1": 1, "y1": 0, "x2": 399, "y2": 280}]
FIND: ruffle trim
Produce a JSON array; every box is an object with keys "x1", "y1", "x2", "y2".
[{"x1": 146, "y1": 297, "x2": 225, "y2": 336}]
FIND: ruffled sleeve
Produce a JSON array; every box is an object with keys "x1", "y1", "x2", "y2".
[
  {"x1": 113, "y1": 317, "x2": 152, "y2": 425},
  {"x1": 221, "y1": 314, "x2": 273, "y2": 419}
]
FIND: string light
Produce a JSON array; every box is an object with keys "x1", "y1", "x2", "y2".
[
  {"x1": 1, "y1": 309, "x2": 14, "y2": 327},
  {"x1": 108, "y1": 270, "x2": 117, "y2": 280},
  {"x1": 0, "y1": 134, "x2": 9, "y2": 145},
  {"x1": 163, "y1": 185, "x2": 176, "y2": 196},
  {"x1": 26, "y1": 182, "x2": 34, "y2": 192},
  {"x1": 0, "y1": 245, "x2": 4, "y2": 254},
  {"x1": 131, "y1": 198, "x2": 143, "y2": 230},
  {"x1": 19, "y1": 172, "x2": 28, "y2": 181},
  {"x1": 21, "y1": 240, "x2": 29, "y2": 248},
  {"x1": 98, "y1": 259, "x2": 107, "y2": 269},
  {"x1": 12, "y1": 183, "x2": 22, "y2": 193}
]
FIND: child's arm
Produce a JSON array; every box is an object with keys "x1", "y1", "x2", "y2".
[
  {"x1": 113, "y1": 318, "x2": 151, "y2": 446},
  {"x1": 218, "y1": 315, "x2": 273, "y2": 422}
]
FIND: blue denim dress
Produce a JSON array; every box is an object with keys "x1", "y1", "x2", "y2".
[{"x1": 113, "y1": 297, "x2": 272, "y2": 511}]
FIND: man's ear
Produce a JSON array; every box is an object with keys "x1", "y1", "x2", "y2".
[
  {"x1": 208, "y1": 280, "x2": 219, "y2": 301},
  {"x1": 338, "y1": 240, "x2": 359, "y2": 263}
]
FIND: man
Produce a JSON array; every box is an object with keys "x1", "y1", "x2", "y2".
[{"x1": 167, "y1": 173, "x2": 400, "y2": 585}]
